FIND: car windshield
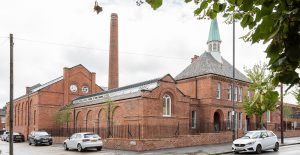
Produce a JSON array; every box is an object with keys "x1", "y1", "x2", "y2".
[
  {"x1": 84, "y1": 134, "x2": 99, "y2": 138},
  {"x1": 241, "y1": 132, "x2": 261, "y2": 139},
  {"x1": 35, "y1": 132, "x2": 49, "y2": 136}
]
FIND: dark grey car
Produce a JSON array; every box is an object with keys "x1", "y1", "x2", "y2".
[{"x1": 28, "y1": 131, "x2": 52, "y2": 146}]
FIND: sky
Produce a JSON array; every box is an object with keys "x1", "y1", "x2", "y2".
[{"x1": 0, "y1": 0, "x2": 298, "y2": 108}]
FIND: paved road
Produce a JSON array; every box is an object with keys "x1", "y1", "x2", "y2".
[
  {"x1": 225, "y1": 144, "x2": 300, "y2": 155},
  {"x1": 0, "y1": 140, "x2": 299, "y2": 155}
]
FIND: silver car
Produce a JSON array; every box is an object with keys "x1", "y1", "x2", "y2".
[
  {"x1": 232, "y1": 130, "x2": 279, "y2": 154},
  {"x1": 63, "y1": 132, "x2": 103, "y2": 152}
]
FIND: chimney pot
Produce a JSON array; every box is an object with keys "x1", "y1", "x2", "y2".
[{"x1": 191, "y1": 55, "x2": 199, "y2": 63}]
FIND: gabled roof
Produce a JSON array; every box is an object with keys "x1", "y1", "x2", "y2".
[
  {"x1": 30, "y1": 76, "x2": 63, "y2": 93},
  {"x1": 72, "y1": 76, "x2": 162, "y2": 106},
  {"x1": 175, "y1": 52, "x2": 250, "y2": 82}
]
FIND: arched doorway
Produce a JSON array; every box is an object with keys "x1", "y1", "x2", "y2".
[
  {"x1": 214, "y1": 112, "x2": 220, "y2": 132},
  {"x1": 213, "y1": 109, "x2": 224, "y2": 132}
]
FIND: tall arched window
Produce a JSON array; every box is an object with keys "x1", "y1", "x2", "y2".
[{"x1": 163, "y1": 94, "x2": 171, "y2": 117}]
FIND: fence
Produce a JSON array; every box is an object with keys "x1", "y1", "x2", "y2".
[{"x1": 42, "y1": 122, "x2": 234, "y2": 139}]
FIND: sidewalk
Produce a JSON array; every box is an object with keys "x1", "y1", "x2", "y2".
[{"x1": 134, "y1": 137, "x2": 300, "y2": 155}]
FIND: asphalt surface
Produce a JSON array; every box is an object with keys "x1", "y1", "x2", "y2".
[
  {"x1": 0, "y1": 140, "x2": 299, "y2": 155},
  {"x1": 225, "y1": 144, "x2": 300, "y2": 155}
]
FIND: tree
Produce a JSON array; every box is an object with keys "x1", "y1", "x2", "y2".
[
  {"x1": 283, "y1": 105, "x2": 292, "y2": 130},
  {"x1": 103, "y1": 97, "x2": 118, "y2": 138},
  {"x1": 145, "y1": 0, "x2": 300, "y2": 88},
  {"x1": 243, "y1": 63, "x2": 279, "y2": 129},
  {"x1": 292, "y1": 88, "x2": 300, "y2": 104},
  {"x1": 53, "y1": 105, "x2": 72, "y2": 129}
]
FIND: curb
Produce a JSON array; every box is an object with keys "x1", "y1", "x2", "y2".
[{"x1": 207, "y1": 142, "x2": 300, "y2": 155}]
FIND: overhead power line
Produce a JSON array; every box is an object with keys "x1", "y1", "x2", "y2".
[{"x1": 13, "y1": 37, "x2": 190, "y2": 61}]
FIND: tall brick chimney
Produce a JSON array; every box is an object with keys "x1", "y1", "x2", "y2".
[{"x1": 108, "y1": 13, "x2": 119, "y2": 89}]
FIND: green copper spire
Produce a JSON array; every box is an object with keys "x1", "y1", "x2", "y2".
[{"x1": 207, "y1": 18, "x2": 221, "y2": 42}]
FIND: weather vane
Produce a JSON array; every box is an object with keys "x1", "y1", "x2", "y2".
[
  {"x1": 136, "y1": 0, "x2": 144, "y2": 6},
  {"x1": 94, "y1": 0, "x2": 103, "y2": 14}
]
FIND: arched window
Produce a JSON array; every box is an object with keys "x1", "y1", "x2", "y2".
[
  {"x1": 163, "y1": 94, "x2": 171, "y2": 117},
  {"x1": 213, "y1": 43, "x2": 217, "y2": 51}
]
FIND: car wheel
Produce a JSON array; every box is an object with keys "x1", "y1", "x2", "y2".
[
  {"x1": 77, "y1": 144, "x2": 83, "y2": 152},
  {"x1": 64, "y1": 143, "x2": 69, "y2": 151},
  {"x1": 233, "y1": 151, "x2": 239, "y2": 154},
  {"x1": 256, "y1": 144, "x2": 262, "y2": 154},
  {"x1": 49, "y1": 142, "x2": 52, "y2": 146},
  {"x1": 273, "y1": 142, "x2": 279, "y2": 152},
  {"x1": 97, "y1": 146, "x2": 102, "y2": 151},
  {"x1": 29, "y1": 141, "x2": 32, "y2": 145},
  {"x1": 33, "y1": 140, "x2": 37, "y2": 146}
]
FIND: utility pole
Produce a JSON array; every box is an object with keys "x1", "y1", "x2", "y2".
[
  {"x1": 9, "y1": 33, "x2": 14, "y2": 155},
  {"x1": 280, "y1": 83, "x2": 284, "y2": 144},
  {"x1": 232, "y1": 14, "x2": 236, "y2": 141}
]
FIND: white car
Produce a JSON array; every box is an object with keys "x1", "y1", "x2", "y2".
[
  {"x1": 63, "y1": 132, "x2": 103, "y2": 152},
  {"x1": 232, "y1": 130, "x2": 279, "y2": 154}
]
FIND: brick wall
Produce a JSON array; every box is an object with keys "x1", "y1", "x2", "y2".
[{"x1": 103, "y1": 132, "x2": 232, "y2": 151}]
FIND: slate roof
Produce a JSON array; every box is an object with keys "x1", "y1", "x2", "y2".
[
  {"x1": 30, "y1": 76, "x2": 63, "y2": 92},
  {"x1": 72, "y1": 77, "x2": 162, "y2": 106},
  {"x1": 175, "y1": 52, "x2": 250, "y2": 82}
]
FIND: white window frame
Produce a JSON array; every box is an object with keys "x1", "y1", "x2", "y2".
[
  {"x1": 163, "y1": 95, "x2": 171, "y2": 117},
  {"x1": 216, "y1": 83, "x2": 221, "y2": 99},
  {"x1": 228, "y1": 84, "x2": 232, "y2": 100},
  {"x1": 247, "y1": 90, "x2": 251, "y2": 100},
  {"x1": 191, "y1": 111, "x2": 196, "y2": 129},
  {"x1": 239, "y1": 87, "x2": 243, "y2": 102},
  {"x1": 227, "y1": 111, "x2": 231, "y2": 129},
  {"x1": 267, "y1": 110, "x2": 271, "y2": 123},
  {"x1": 239, "y1": 112, "x2": 243, "y2": 129},
  {"x1": 234, "y1": 86, "x2": 238, "y2": 101}
]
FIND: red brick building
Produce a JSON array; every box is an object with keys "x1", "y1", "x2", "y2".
[
  {"x1": 5, "y1": 65, "x2": 102, "y2": 137},
  {"x1": 0, "y1": 108, "x2": 6, "y2": 130},
  {"x1": 4, "y1": 14, "x2": 300, "y2": 150}
]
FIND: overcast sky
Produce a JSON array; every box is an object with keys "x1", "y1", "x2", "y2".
[{"x1": 0, "y1": 0, "x2": 297, "y2": 108}]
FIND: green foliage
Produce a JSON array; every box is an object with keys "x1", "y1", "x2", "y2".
[
  {"x1": 103, "y1": 97, "x2": 118, "y2": 137},
  {"x1": 53, "y1": 105, "x2": 72, "y2": 126},
  {"x1": 292, "y1": 88, "x2": 300, "y2": 104},
  {"x1": 283, "y1": 105, "x2": 292, "y2": 120},
  {"x1": 243, "y1": 63, "x2": 279, "y2": 127},
  {"x1": 146, "y1": 0, "x2": 300, "y2": 88},
  {"x1": 146, "y1": 0, "x2": 163, "y2": 10}
]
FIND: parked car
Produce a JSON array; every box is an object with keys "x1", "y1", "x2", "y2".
[
  {"x1": 63, "y1": 132, "x2": 103, "y2": 152},
  {"x1": 28, "y1": 131, "x2": 52, "y2": 146},
  {"x1": 1, "y1": 131, "x2": 9, "y2": 141},
  {"x1": 232, "y1": 130, "x2": 279, "y2": 154},
  {"x1": 6, "y1": 132, "x2": 25, "y2": 142}
]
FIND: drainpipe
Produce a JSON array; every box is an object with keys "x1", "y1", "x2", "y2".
[
  {"x1": 27, "y1": 94, "x2": 30, "y2": 138},
  {"x1": 195, "y1": 77, "x2": 198, "y2": 99}
]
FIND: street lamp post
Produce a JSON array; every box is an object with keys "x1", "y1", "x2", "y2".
[
  {"x1": 232, "y1": 13, "x2": 236, "y2": 141},
  {"x1": 280, "y1": 83, "x2": 284, "y2": 144}
]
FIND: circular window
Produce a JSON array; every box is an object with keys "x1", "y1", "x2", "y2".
[
  {"x1": 69, "y1": 84, "x2": 78, "y2": 93},
  {"x1": 82, "y1": 86, "x2": 89, "y2": 94}
]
